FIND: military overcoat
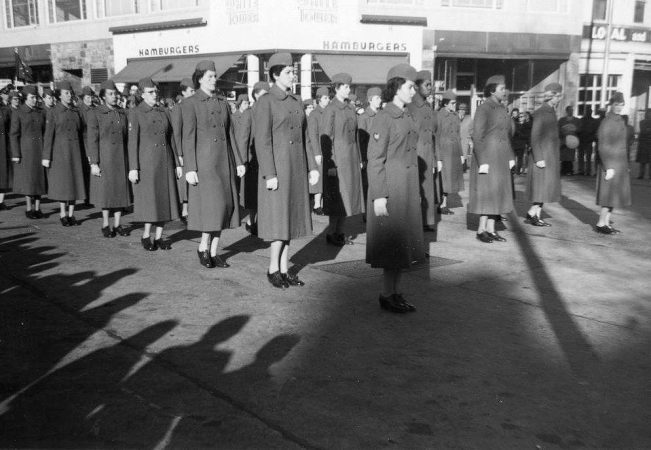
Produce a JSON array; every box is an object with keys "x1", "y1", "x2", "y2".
[
  {"x1": 0, "y1": 106, "x2": 11, "y2": 191},
  {"x1": 87, "y1": 105, "x2": 131, "y2": 208},
  {"x1": 253, "y1": 84, "x2": 315, "y2": 241},
  {"x1": 128, "y1": 101, "x2": 180, "y2": 223},
  {"x1": 306, "y1": 105, "x2": 326, "y2": 194},
  {"x1": 366, "y1": 102, "x2": 425, "y2": 269},
  {"x1": 436, "y1": 108, "x2": 465, "y2": 193},
  {"x1": 468, "y1": 98, "x2": 514, "y2": 215},
  {"x1": 527, "y1": 103, "x2": 561, "y2": 203},
  {"x1": 170, "y1": 102, "x2": 188, "y2": 203},
  {"x1": 231, "y1": 107, "x2": 253, "y2": 206},
  {"x1": 596, "y1": 112, "x2": 632, "y2": 208},
  {"x1": 406, "y1": 92, "x2": 438, "y2": 226},
  {"x1": 182, "y1": 89, "x2": 241, "y2": 232},
  {"x1": 9, "y1": 104, "x2": 46, "y2": 195},
  {"x1": 320, "y1": 97, "x2": 365, "y2": 217},
  {"x1": 357, "y1": 106, "x2": 378, "y2": 202}
]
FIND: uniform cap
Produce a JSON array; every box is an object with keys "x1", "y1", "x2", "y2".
[
  {"x1": 544, "y1": 82, "x2": 562, "y2": 93},
  {"x1": 441, "y1": 90, "x2": 457, "y2": 100},
  {"x1": 195, "y1": 60, "x2": 216, "y2": 72},
  {"x1": 180, "y1": 78, "x2": 194, "y2": 89},
  {"x1": 100, "y1": 80, "x2": 117, "y2": 91},
  {"x1": 316, "y1": 86, "x2": 329, "y2": 98},
  {"x1": 609, "y1": 91, "x2": 625, "y2": 104},
  {"x1": 138, "y1": 77, "x2": 157, "y2": 90},
  {"x1": 332, "y1": 73, "x2": 352, "y2": 85},
  {"x1": 81, "y1": 86, "x2": 95, "y2": 97},
  {"x1": 367, "y1": 87, "x2": 382, "y2": 100},
  {"x1": 42, "y1": 88, "x2": 54, "y2": 97},
  {"x1": 485, "y1": 75, "x2": 505, "y2": 86},
  {"x1": 253, "y1": 81, "x2": 270, "y2": 92},
  {"x1": 57, "y1": 80, "x2": 74, "y2": 92},
  {"x1": 416, "y1": 70, "x2": 432, "y2": 82},
  {"x1": 22, "y1": 85, "x2": 38, "y2": 96},
  {"x1": 386, "y1": 63, "x2": 417, "y2": 82},
  {"x1": 268, "y1": 52, "x2": 292, "y2": 68},
  {"x1": 8, "y1": 91, "x2": 21, "y2": 99}
]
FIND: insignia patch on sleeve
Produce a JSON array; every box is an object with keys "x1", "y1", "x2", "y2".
[{"x1": 373, "y1": 132, "x2": 380, "y2": 141}]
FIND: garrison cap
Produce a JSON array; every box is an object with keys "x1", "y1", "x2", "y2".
[
  {"x1": 268, "y1": 52, "x2": 292, "y2": 68},
  {"x1": 236, "y1": 93, "x2": 249, "y2": 105},
  {"x1": 316, "y1": 86, "x2": 329, "y2": 98},
  {"x1": 100, "y1": 80, "x2": 117, "y2": 91},
  {"x1": 332, "y1": 73, "x2": 352, "y2": 85},
  {"x1": 22, "y1": 85, "x2": 38, "y2": 96},
  {"x1": 57, "y1": 80, "x2": 74, "y2": 92},
  {"x1": 386, "y1": 63, "x2": 417, "y2": 82},
  {"x1": 441, "y1": 90, "x2": 457, "y2": 100},
  {"x1": 195, "y1": 60, "x2": 216, "y2": 72},
  {"x1": 610, "y1": 91, "x2": 625, "y2": 104},
  {"x1": 180, "y1": 78, "x2": 194, "y2": 89},
  {"x1": 42, "y1": 88, "x2": 54, "y2": 97},
  {"x1": 253, "y1": 81, "x2": 270, "y2": 92},
  {"x1": 485, "y1": 75, "x2": 505, "y2": 86},
  {"x1": 416, "y1": 70, "x2": 432, "y2": 82},
  {"x1": 81, "y1": 86, "x2": 95, "y2": 97},
  {"x1": 367, "y1": 87, "x2": 382, "y2": 100},
  {"x1": 138, "y1": 77, "x2": 157, "y2": 90},
  {"x1": 544, "y1": 82, "x2": 563, "y2": 93},
  {"x1": 8, "y1": 91, "x2": 21, "y2": 99}
]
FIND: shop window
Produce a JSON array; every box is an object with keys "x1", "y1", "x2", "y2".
[
  {"x1": 440, "y1": 0, "x2": 503, "y2": 8},
  {"x1": 578, "y1": 73, "x2": 621, "y2": 116},
  {"x1": 527, "y1": 0, "x2": 568, "y2": 13},
  {"x1": 592, "y1": 0, "x2": 607, "y2": 21},
  {"x1": 635, "y1": 0, "x2": 646, "y2": 23},
  {"x1": 47, "y1": 0, "x2": 86, "y2": 23},
  {"x1": 95, "y1": 0, "x2": 143, "y2": 17},
  {"x1": 4, "y1": 0, "x2": 39, "y2": 28},
  {"x1": 150, "y1": 0, "x2": 199, "y2": 11}
]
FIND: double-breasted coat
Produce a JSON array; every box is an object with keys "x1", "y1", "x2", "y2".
[
  {"x1": 87, "y1": 105, "x2": 131, "y2": 208},
  {"x1": 468, "y1": 98, "x2": 514, "y2": 215},
  {"x1": 636, "y1": 118, "x2": 651, "y2": 164},
  {"x1": 527, "y1": 103, "x2": 561, "y2": 203},
  {"x1": 170, "y1": 101, "x2": 188, "y2": 203},
  {"x1": 182, "y1": 89, "x2": 241, "y2": 232},
  {"x1": 366, "y1": 102, "x2": 424, "y2": 269},
  {"x1": 320, "y1": 97, "x2": 365, "y2": 217},
  {"x1": 42, "y1": 103, "x2": 87, "y2": 201},
  {"x1": 0, "y1": 106, "x2": 11, "y2": 192},
  {"x1": 128, "y1": 101, "x2": 180, "y2": 223},
  {"x1": 596, "y1": 112, "x2": 632, "y2": 208},
  {"x1": 306, "y1": 104, "x2": 326, "y2": 194},
  {"x1": 9, "y1": 105, "x2": 46, "y2": 196},
  {"x1": 406, "y1": 92, "x2": 438, "y2": 226},
  {"x1": 436, "y1": 108, "x2": 465, "y2": 194},
  {"x1": 231, "y1": 107, "x2": 253, "y2": 206},
  {"x1": 253, "y1": 84, "x2": 316, "y2": 241}
]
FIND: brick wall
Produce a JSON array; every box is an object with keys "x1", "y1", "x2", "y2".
[{"x1": 50, "y1": 39, "x2": 113, "y2": 92}]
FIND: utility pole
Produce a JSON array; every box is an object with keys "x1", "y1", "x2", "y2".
[{"x1": 600, "y1": 0, "x2": 614, "y2": 109}]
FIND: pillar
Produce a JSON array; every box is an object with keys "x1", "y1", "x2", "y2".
[
  {"x1": 247, "y1": 54, "x2": 259, "y2": 99},
  {"x1": 301, "y1": 53, "x2": 312, "y2": 100}
]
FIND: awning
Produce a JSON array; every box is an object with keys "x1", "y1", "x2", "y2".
[
  {"x1": 113, "y1": 54, "x2": 242, "y2": 84},
  {"x1": 315, "y1": 54, "x2": 408, "y2": 85}
]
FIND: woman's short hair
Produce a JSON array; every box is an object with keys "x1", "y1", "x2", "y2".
[
  {"x1": 440, "y1": 98, "x2": 451, "y2": 107},
  {"x1": 269, "y1": 65, "x2": 285, "y2": 83},
  {"x1": 332, "y1": 82, "x2": 346, "y2": 91},
  {"x1": 483, "y1": 83, "x2": 498, "y2": 98},
  {"x1": 192, "y1": 68, "x2": 208, "y2": 90},
  {"x1": 382, "y1": 77, "x2": 406, "y2": 103}
]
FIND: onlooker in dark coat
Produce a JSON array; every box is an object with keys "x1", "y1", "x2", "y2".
[
  {"x1": 558, "y1": 105, "x2": 581, "y2": 175},
  {"x1": 436, "y1": 90, "x2": 464, "y2": 214},
  {"x1": 511, "y1": 111, "x2": 531, "y2": 174},
  {"x1": 232, "y1": 93, "x2": 254, "y2": 226},
  {"x1": 357, "y1": 86, "x2": 382, "y2": 214},
  {"x1": 636, "y1": 109, "x2": 651, "y2": 179},
  {"x1": 578, "y1": 106, "x2": 599, "y2": 176}
]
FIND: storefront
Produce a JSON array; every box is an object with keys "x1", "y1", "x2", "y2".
[{"x1": 0, "y1": 44, "x2": 52, "y2": 86}]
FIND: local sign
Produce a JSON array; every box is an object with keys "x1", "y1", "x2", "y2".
[{"x1": 583, "y1": 24, "x2": 651, "y2": 43}]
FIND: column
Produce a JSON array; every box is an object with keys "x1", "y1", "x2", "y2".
[
  {"x1": 301, "y1": 53, "x2": 312, "y2": 100},
  {"x1": 247, "y1": 54, "x2": 259, "y2": 99}
]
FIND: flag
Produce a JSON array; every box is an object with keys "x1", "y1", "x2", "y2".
[{"x1": 15, "y1": 49, "x2": 33, "y2": 83}]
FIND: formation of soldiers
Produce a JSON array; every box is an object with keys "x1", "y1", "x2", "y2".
[{"x1": 0, "y1": 56, "x2": 633, "y2": 311}]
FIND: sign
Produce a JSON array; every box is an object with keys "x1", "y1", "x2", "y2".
[
  {"x1": 225, "y1": 0, "x2": 259, "y2": 25},
  {"x1": 298, "y1": 0, "x2": 338, "y2": 23},
  {"x1": 583, "y1": 24, "x2": 651, "y2": 43},
  {"x1": 322, "y1": 40, "x2": 407, "y2": 51},
  {"x1": 138, "y1": 45, "x2": 200, "y2": 57}
]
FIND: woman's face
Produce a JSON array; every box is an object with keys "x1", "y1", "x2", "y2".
[
  {"x1": 104, "y1": 89, "x2": 117, "y2": 106},
  {"x1": 319, "y1": 95, "x2": 330, "y2": 108},
  {"x1": 336, "y1": 83, "x2": 351, "y2": 100},
  {"x1": 60, "y1": 89, "x2": 72, "y2": 105},
  {"x1": 24, "y1": 93, "x2": 37, "y2": 108},
  {"x1": 369, "y1": 95, "x2": 382, "y2": 110},
  {"x1": 199, "y1": 70, "x2": 217, "y2": 92},
  {"x1": 275, "y1": 66, "x2": 294, "y2": 90},
  {"x1": 492, "y1": 84, "x2": 507, "y2": 102},
  {"x1": 613, "y1": 102, "x2": 625, "y2": 114},
  {"x1": 396, "y1": 80, "x2": 416, "y2": 105}
]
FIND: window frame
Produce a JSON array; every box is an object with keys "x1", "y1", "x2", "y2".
[
  {"x1": 592, "y1": 0, "x2": 608, "y2": 21},
  {"x1": 634, "y1": 0, "x2": 646, "y2": 24},
  {"x1": 578, "y1": 73, "x2": 621, "y2": 117},
  {"x1": 4, "y1": 0, "x2": 40, "y2": 28},
  {"x1": 440, "y1": 0, "x2": 503, "y2": 8},
  {"x1": 47, "y1": 0, "x2": 87, "y2": 24}
]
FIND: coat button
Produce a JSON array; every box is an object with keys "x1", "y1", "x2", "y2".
[{"x1": 289, "y1": 140, "x2": 293, "y2": 144}]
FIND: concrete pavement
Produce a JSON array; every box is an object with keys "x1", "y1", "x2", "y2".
[{"x1": 1, "y1": 172, "x2": 650, "y2": 449}]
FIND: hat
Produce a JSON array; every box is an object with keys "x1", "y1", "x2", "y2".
[
  {"x1": 458, "y1": 103, "x2": 468, "y2": 110},
  {"x1": 441, "y1": 90, "x2": 457, "y2": 100},
  {"x1": 316, "y1": 86, "x2": 329, "y2": 98},
  {"x1": 565, "y1": 135, "x2": 579, "y2": 150},
  {"x1": 544, "y1": 82, "x2": 562, "y2": 93},
  {"x1": 332, "y1": 73, "x2": 352, "y2": 85},
  {"x1": 416, "y1": 70, "x2": 432, "y2": 82},
  {"x1": 609, "y1": 91, "x2": 625, "y2": 104},
  {"x1": 8, "y1": 91, "x2": 21, "y2": 99},
  {"x1": 253, "y1": 81, "x2": 270, "y2": 92},
  {"x1": 100, "y1": 80, "x2": 117, "y2": 91},
  {"x1": 195, "y1": 60, "x2": 216, "y2": 72},
  {"x1": 303, "y1": 99, "x2": 314, "y2": 107},
  {"x1": 138, "y1": 77, "x2": 157, "y2": 90},
  {"x1": 268, "y1": 52, "x2": 292, "y2": 68},
  {"x1": 22, "y1": 85, "x2": 38, "y2": 96},
  {"x1": 367, "y1": 87, "x2": 382, "y2": 100},
  {"x1": 485, "y1": 75, "x2": 505, "y2": 86},
  {"x1": 386, "y1": 64, "x2": 417, "y2": 82},
  {"x1": 236, "y1": 93, "x2": 249, "y2": 105},
  {"x1": 81, "y1": 86, "x2": 94, "y2": 97},
  {"x1": 42, "y1": 88, "x2": 54, "y2": 97},
  {"x1": 57, "y1": 80, "x2": 73, "y2": 92},
  {"x1": 180, "y1": 78, "x2": 193, "y2": 89}
]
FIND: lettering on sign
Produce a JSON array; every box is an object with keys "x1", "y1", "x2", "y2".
[
  {"x1": 225, "y1": 0, "x2": 259, "y2": 25},
  {"x1": 138, "y1": 45, "x2": 200, "y2": 57},
  {"x1": 584, "y1": 24, "x2": 651, "y2": 43},
  {"x1": 298, "y1": 0, "x2": 338, "y2": 23},
  {"x1": 323, "y1": 41, "x2": 408, "y2": 51}
]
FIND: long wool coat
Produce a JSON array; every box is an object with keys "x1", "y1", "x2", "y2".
[
  {"x1": 181, "y1": 89, "x2": 242, "y2": 232},
  {"x1": 253, "y1": 84, "x2": 315, "y2": 241},
  {"x1": 527, "y1": 103, "x2": 561, "y2": 203},
  {"x1": 436, "y1": 108, "x2": 464, "y2": 193},
  {"x1": 43, "y1": 103, "x2": 86, "y2": 201},
  {"x1": 596, "y1": 112, "x2": 632, "y2": 208},
  {"x1": 468, "y1": 98, "x2": 514, "y2": 215},
  {"x1": 366, "y1": 102, "x2": 424, "y2": 269},
  {"x1": 636, "y1": 118, "x2": 651, "y2": 164},
  {"x1": 9, "y1": 105, "x2": 46, "y2": 196},
  {"x1": 231, "y1": 107, "x2": 253, "y2": 206},
  {"x1": 87, "y1": 105, "x2": 131, "y2": 208},
  {"x1": 170, "y1": 102, "x2": 188, "y2": 203},
  {"x1": 128, "y1": 102, "x2": 180, "y2": 223},
  {"x1": 306, "y1": 104, "x2": 326, "y2": 195},
  {"x1": 406, "y1": 92, "x2": 438, "y2": 226},
  {"x1": 0, "y1": 107, "x2": 11, "y2": 192},
  {"x1": 320, "y1": 97, "x2": 365, "y2": 217},
  {"x1": 357, "y1": 106, "x2": 378, "y2": 202}
]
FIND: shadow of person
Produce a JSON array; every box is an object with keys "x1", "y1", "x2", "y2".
[
  {"x1": 166, "y1": 227, "x2": 202, "y2": 245},
  {"x1": 289, "y1": 228, "x2": 347, "y2": 275},
  {"x1": 219, "y1": 234, "x2": 270, "y2": 262},
  {"x1": 560, "y1": 194, "x2": 599, "y2": 226},
  {"x1": 0, "y1": 320, "x2": 178, "y2": 449}
]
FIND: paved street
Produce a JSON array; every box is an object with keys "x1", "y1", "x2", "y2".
[{"x1": 1, "y1": 172, "x2": 650, "y2": 449}]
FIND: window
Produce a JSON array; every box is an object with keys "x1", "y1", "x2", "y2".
[
  {"x1": 578, "y1": 74, "x2": 621, "y2": 116},
  {"x1": 635, "y1": 0, "x2": 645, "y2": 23},
  {"x1": 441, "y1": 0, "x2": 503, "y2": 8},
  {"x1": 150, "y1": 0, "x2": 199, "y2": 11},
  {"x1": 95, "y1": 0, "x2": 143, "y2": 17},
  {"x1": 366, "y1": 0, "x2": 424, "y2": 5},
  {"x1": 48, "y1": 0, "x2": 86, "y2": 23},
  {"x1": 4, "y1": 0, "x2": 39, "y2": 27},
  {"x1": 90, "y1": 68, "x2": 108, "y2": 84},
  {"x1": 592, "y1": 0, "x2": 607, "y2": 21},
  {"x1": 527, "y1": 0, "x2": 568, "y2": 13}
]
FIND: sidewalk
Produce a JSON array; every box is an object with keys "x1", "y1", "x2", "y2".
[{"x1": 1, "y1": 173, "x2": 650, "y2": 449}]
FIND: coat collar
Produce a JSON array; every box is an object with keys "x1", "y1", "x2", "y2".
[
  {"x1": 270, "y1": 84, "x2": 289, "y2": 100},
  {"x1": 20, "y1": 104, "x2": 39, "y2": 113},
  {"x1": 412, "y1": 92, "x2": 425, "y2": 107},
  {"x1": 96, "y1": 104, "x2": 123, "y2": 114},
  {"x1": 365, "y1": 107, "x2": 377, "y2": 117},
  {"x1": 384, "y1": 102, "x2": 405, "y2": 119},
  {"x1": 194, "y1": 88, "x2": 219, "y2": 102},
  {"x1": 332, "y1": 97, "x2": 350, "y2": 110},
  {"x1": 56, "y1": 102, "x2": 77, "y2": 112}
]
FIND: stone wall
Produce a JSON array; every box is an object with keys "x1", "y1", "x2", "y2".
[{"x1": 50, "y1": 39, "x2": 113, "y2": 91}]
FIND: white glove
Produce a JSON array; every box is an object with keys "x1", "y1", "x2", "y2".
[
  {"x1": 461, "y1": 155, "x2": 466, "y2": 164},
  {"x1": 509, "y1": 160, "x2": 516, "y2": 169},
  {"x1": 176, "y1": 166, "x2": 183, "y2": 179},
  {"x1": 42, "y1": 159, "x2": 50, "y2": 168},
  {"x1": 437, "y1": 160, "x2": 443, "y2": 172},
  {"x1": 535, "y1": 160, "x2": 546, "y2": 169},
  {"x1": 266, "y1": 177, "x2": 279, "y2": 190},
  {"x1": 11, "y1": 157, "x2": 20, "y2": 163},
  {"x1": 308, "y1": 170, "x2": 319, "y2": 186},
  {"x1": 236, "y1": 165, "x2": 246, "y2": 178},
  {"x1": 91, "y1": 164, "x2": 101, "y2": 177},
  {"x1": 178, "y1": 156, "x2": 184, "y2": 166},
  {"x1": 128, "y1": 169, "x2": 139, "y2": 183},
  {"x1": 315, "y1": 155, "x2": 322, "y2": 166},
  {"x1": 373, "y1": 197, "x2": 388, "y2": 217},
  {"x1": 185, "y1": 171, "x2": 198, "y2": 185},
  {"x1": 478, "y1": 164, "x2": 489, "y2": 174},
  {"x1": 605, "y1": 169, "x2": 615, "y2": 180}
]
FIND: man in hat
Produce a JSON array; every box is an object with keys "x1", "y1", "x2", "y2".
[
  {"x1": 578, "y1": 106, "x2": 599, "y2": 176},
  {"x1": 42, "y1": 88, "x2": 56, "y2": 111},
  {"x1": 232, "y1": 92, "x2": 254, "y2": 229},
  {"x1": 357, "y1": 86, "x2": 382, "y2": 213},
  {"x1": 525, "y1": 82, "x2": 563, "y2": 227},
  {"x1": 558, "y1": 103, "x2": 581, "y2": 175},
  {"x1": 9, "y1": 85, "x2": 46, "y2": 218},
  {"x1": 436, "y1": 90, "x2": 464, "y2": 215},
  {"x1": 170, "y1": 77, "x2": 195, "y2": 224},
  {"x1": 459, "y1": 102, "x2": 473, "y2": 173},
  {"x1": 307, "y1": 86, "x2": 331, "y2": 215},
  {"x1": 406, "y1": 69, "x2": 438, "y2": 232}
]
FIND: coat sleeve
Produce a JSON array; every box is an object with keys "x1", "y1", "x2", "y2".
[
  {"x1": 472, "y1": 106, "x2": 488, "y2": 166},
  {"x1": 304, "y1": 113, "x2": 317, "y2": 172},
  {"x1": 9, "y1": 110, "x2": 21, "y2": 159},
  {"x1": 42, "y1": 108, "x2": 55, "y2": 161},
  {"x1": 366, "y1": 114, "x2": 391, "y2": 200},
  {"x1": 307, "y1": 112, "x2": 320, "y2": 160},
  {"x1": 432, "y1": 110, "x2": 439, "y2": 162},
  {"x1": 127, "y1": 109, "x2": 140, "y2": 171},
  {"x1": 530, "y1": 110, "x2": 545, "y2": 162},
  {"x1": 171, "y1": 106, "x2": 183, "y2": 158},
  {"x1": 228, "y1": 108, "x2": 243, "y2": 167},
  {"x1": 597, "y1": 118, "x2": 623, "y2": 169},
  {"x1": 252, "y1": 96, "x2": 277, "y2": 179},
  {"x1": 163, "y1": 110, "x2": 179, "y2": 167},
  {"x1": 181, "y1": 101, "x2": 198, "y2": 172},
  {"x1": 86, "y1": 109, "x2": 100, "y2": 165},
  {"x1": 356, "y1": 114, "x2": 369, "y2": 163},
  {"x1": 320, "y1": 106, "x2": 336, "y2": 171}
]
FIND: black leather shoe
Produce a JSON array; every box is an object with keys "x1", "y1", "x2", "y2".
[
  {"x1": 423, "y1": 225, "x2": 436, "y2": 232},
  {"x1": 267, "y1": 271, "x2": 289, "y2": 288},
  {"x1": 379, "y1": 294, "x2": 409, "y2": 313},
  {"x1": 607, "y1": 225, "x2": 621, "y2": 234},
  {"x1": 282, "y1": 272, "x2": 305, "y2": 286},
  {"x1": 211, "y1": 254, "x2": 230, "y2": 268},
  {"x1": 67, "y1": 216, "x2": 78, "y2": 226},
  {"x1": 33, "y1": 210, "x2": 43, "y2": 219},
  {"x1": 339, "y1": 233, "x2": 354, "y2": 245},
  {"x1": 180, "y1": 215, "x2": 188, "y2": 225},
  {"x1": 0, "y1": 203, "x2": 7, "y2": 211},
  {"x1": 154, "y1": 239, "x2": 172, "y2": 250},
  {"x1": 102, "y1": 226, "x2": 116, "y2": 238},
  {"x1": 25, "y1": 210, "x2": 35, "y2": 219},
  {"x1": 197, "y1": 249, "x2": 215, "y2": 268},
  {"x1": 60, "y1": 216, "x2": 70, "y2": 227},
  {"x1": 245, "y1": 222, "x2": 258, "y2": 236},
  {"x1": 489, "y1": 232, "x2": 507, "y2": 242},
  {"x1": 595, "y1": 225, "x2": 613, "y2": 234},
  {"x1": 313, "y1": 207, "x2": 324, "y2": 215},
  {"x1": 394, "y1": 293, "x2": 415, "y2": 312},
  {"x1": 141, "y1": 237, "x2": 157, "y2": 251},
  {"x1": 476, "y1": 231, "x2": 493, "y2": 243},
  {"x1": 525, "y1": 214, "x2": 546, "y2": 227},
  {"x1": 115, "y1": 225, "x2": 130, "y2": 236},
  {"x1": 326, "y1": 233, "x2": 344, "y2": 246}
]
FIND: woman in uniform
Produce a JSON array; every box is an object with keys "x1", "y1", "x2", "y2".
[
  {"x1": 182, "y1": 60, "x2": 245, "y2": 268},
  {"x1": 0, "y1": 100, "x2": 10, "y2": 210},
  {"x1": 357, "y1": 86, "x2": 382, "y2": 212},
  {"x1": 320, "y1": 72, "x2": 364, "y2": 246},
  {"x1": 366, "y1": 63, "x2": 424, "y2": 313},
  {"x1": 436, "y1": 90, "x2": 464, "y2": 214},
  {"x1": 468, "y1": 75, "x2": 515, "y2": 243},
  {"x1": 526, "y1": 82, "x2": 563, "y2": 227},
  {"x1": 170, "y1": 77, "x2": 195, "y2": 224},
  {"x1": 595, "y1": 91, "x2": 632, "y2": 234},
  {"x1": 87, "y1": 80, "x2": 131, "y2": 237},
  {"x1": 231, "y1": 93, "x2": 254, "y2": 231},
  {"x1": 9, "y1": 86, "x2": 46, "y2": 218},
  {"x1": 253, "y1": 52, "x2": 319, "y2": 288},
  {"x1": 128, "y1": 77, "x2": 182, "y2": 251},
  {"x1": 306, "y1": 86, "x2": 330, "y2": 215}
]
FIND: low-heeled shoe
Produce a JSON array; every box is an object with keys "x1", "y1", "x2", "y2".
[
  {"x1": 25, "y1": 210, "x2": 35, "y2": 219},
  {"x1": 313, "y1": 207, "x2": 324, "y2": 216},
  {"x1": 267, "y1": 271, "x2": 289, "y2": 288},
  {"x1": 595, "y1": 225, "x2": 613, "y2": 234},
  {"x1": 489, "y1": 232, "x2": 507, "y2": 242},
  {"x1": 423, "y1": 225, "x2": 436, "y2": 232},
  {"x1": 245, "y1": 222, "x2": 258, "y2": 236},
  {"x1": 438, "y1": 206, "x2": 454, "y2": 215},
  {"x1": 211, "y1": 254, "x2": 230, "y2": 268},
  {"x1": 326, "y1": 233, "x2": 344, "y2": 247},
  {"x1": 394, "y1": 293, "x2": 415, "y2": 312},
  {"x1": 0, "y1": 203, "x2": 7, "y2": 211},
  {"x1": 154, "y1": 239, "x2": 172, "y2": 250},
  {"x1": 115, "y1": 225, "x2": 130, "y2": 236},
  {"x1": 607, "y1": 225, "x2": 621, "y2": 234},
  {"x1": 339, "y1": 233, "x2": 354, "y2": 245},
  {"x1": 197, "y1": 249, "x2": 215, "y2": 268},
  {"x1": 60, "y1": 216, "x2": 70, "y2": 227},
  {"x1": 67, "y1": 216, "x2": 78, "y2": 226},
  {"x1": 476, "y1": 231, "x2": 494, "y2": 243},
  {"x1": 102, "y1": 226, "x2": 116, "y2": 238},
  {"x1": 379, "y1": 294, "x2": 409, "y2": 313},
  {"x1": 141, "y1": 237, "x2": 157, "y2": 251},
  {"x1": 282, "y1": 272, "x2": 305, "y2": 286},
  {"x1": 525, "y1": 214, "x2": 547, "y2": 227},
  {"x1": 32, "y1": 210, "x2": 43, "y2": 219}
]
